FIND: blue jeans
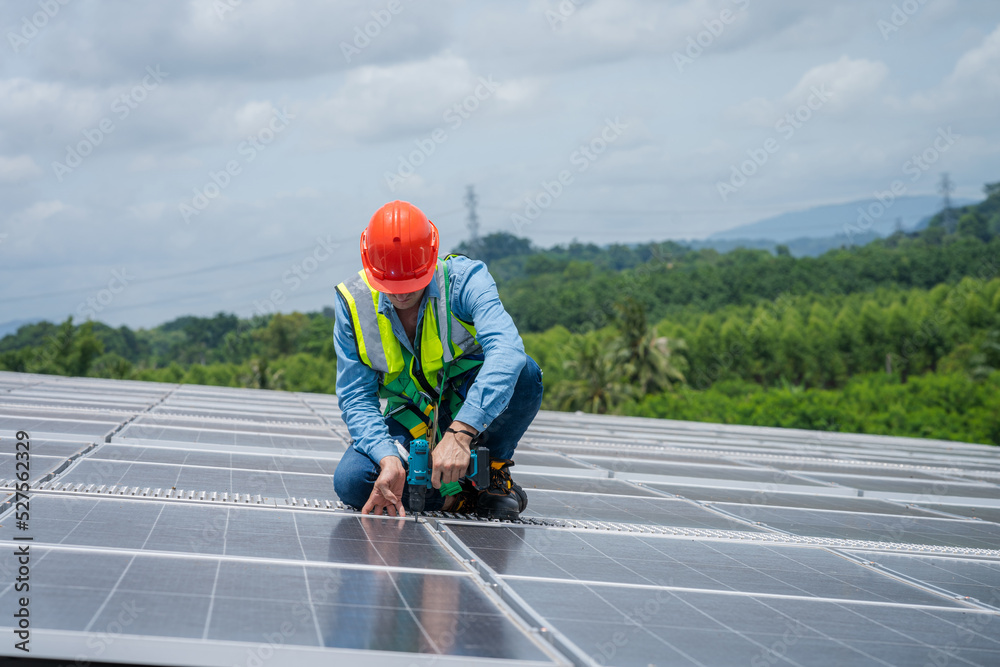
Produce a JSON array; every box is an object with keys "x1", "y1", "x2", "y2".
[{"x1": 333, "y1": 356, "x2": 543, "y2": 511}]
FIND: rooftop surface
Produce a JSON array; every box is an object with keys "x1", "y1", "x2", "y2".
[{"x1": 1, "y1": 370, "x2": 999, "y2": 666}]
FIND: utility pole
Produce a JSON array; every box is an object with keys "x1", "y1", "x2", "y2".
[
  {"x1": 464, "y1": 185, "x2": 480, "y2": 246},
  {"x1": 939, "y1": 173, "x2": 955, "y2": 233}
]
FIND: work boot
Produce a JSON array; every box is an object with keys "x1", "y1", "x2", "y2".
[
  {"x1": 443, "y1": 479, "x2": 479, "y2": 515},
  {"x1": 476, "y1": 459, "x2": 527, "y2": 520}
]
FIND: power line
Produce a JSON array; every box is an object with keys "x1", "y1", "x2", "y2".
[
  {"x1": 0, "y1": 240, "x2": 350, "y2": 305},
  {"x1": 478, "y1": 205, "x2": 780, "y2": 216}
]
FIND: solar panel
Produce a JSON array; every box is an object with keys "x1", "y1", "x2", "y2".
[
  {"x1": 151, "y1": 405, "x2": 325, "y2": 424},
  {"x1": 514, "y1": 471, "x2": 662, "y2": 496},
  {"x1": 0, "y1": 548, "x2": 549, "y2": 661},
  {"x1": 798, "y1": 472, "x2": 1000, "y2": 499},
  {"x1": 0, "y1": 437, "x2": 92, "y2": 458},
  {"x1": 654, "y1": 483, "x2": 944, "y2": 516},
  {"x1": 2, "y1": 369, "x2": 999, "y2": 666},
  {"x1": 510, "y1": 451, "x2": 591, "y2": 468},
  {"x1": 132, "y1": 414, "x2": 328, "y2": 433},
  {"x1": 0, "y1": 454, "x2": 70, "y2": 484},
  {"x1": 577, "y1": 455, "x2": 826, "y2": 485},
  {"x1": 915, "y1": 504, "x2": 1000, "y2": 523},
  {"x1": 508, "y1": 580, "x2": 1000, "y2": 666},
  {"x1": 54, "y1": 459, "x2": 337, "y2": 500},
  {"x1": 450, "y1": 523, "x2": 964, "y2": 606},
  {"x1": 89, "y1": 443, "x2": 340, "y2": 474},
  {"x1": 117, "y1": 423, "x2": 346, "y2": 452},
  {"x1": 848, "y1": 551, "x2": 1000, "y2": 605},
  {"x1": 0, "y1": 416, "x2": 121, "y2": 438},
  {"x1": 520, "y1": 489, "x2": 764, "y2": 529},
  {"x1": 708, "y1": 503, "x2": 1000, "y2": 549}
]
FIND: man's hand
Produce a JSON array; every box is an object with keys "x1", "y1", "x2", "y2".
[
  {"x1": 361, "y1": 455, "x2": 407, "y2": 517},
  {"x1": 431, "y1": 421, "x2": 476, "y2": 489}
]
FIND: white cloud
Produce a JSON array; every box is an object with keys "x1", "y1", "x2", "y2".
[
  {"x1": 128, "y1": 154, "x2": 202, "y2": 172},
  {"x1": 18, "y1": 0, "x2": 456, "y2": 84},
  {"x1": 0, "y1": 154, "x2": 42, "y2": 182},
  {"x1": 949, "y1": 23, "x2": 1000, "y2": 91},
  {"x1": 9, "y1": 200, "x2": 70, "y2": 225},
  {"x1": 307, "y1": 53, "x2": 540, "y2": 144},
  {"x1": 728, "y1": 56, "x2": 889, "y2": 126},
  {"x1": 127, "y1": 202, "x2": 166, "y2": 222},
  {"x1": 901, "y1": 22, "x2": 1000, "y2": 123},
  {"x1": 784, "y1": 56, "x2": 888, "y2": 112}
]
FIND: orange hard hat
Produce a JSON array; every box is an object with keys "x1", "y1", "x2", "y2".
[{"x1": 360, "y1": 201, "x2": 439, "y2": 294}]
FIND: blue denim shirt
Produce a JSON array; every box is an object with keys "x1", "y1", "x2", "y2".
[{"x1": 334, "y1": 255, "x2": 526, "y2": 464}]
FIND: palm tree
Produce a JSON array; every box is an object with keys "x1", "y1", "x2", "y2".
[
  {"x1": 242, "y1": 358, "x2": 286, "y2": 390},
  {"x1": 553, "y1": 299, "x2": 687, "y2": 414},
  {"x1": 552, "y1": 336, "x2": 637, "y2": 414},
  {"x1": 611, "y1": 298, "x2": 686, "y2": 394}
]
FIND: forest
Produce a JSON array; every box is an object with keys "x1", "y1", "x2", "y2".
[{"x1": 3, "y1": 182, "x2": 999, "y2": 444}]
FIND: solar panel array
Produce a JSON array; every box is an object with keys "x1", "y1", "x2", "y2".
[{"x1": 1, "y1": 370, "x2": 999, "y2": 666}]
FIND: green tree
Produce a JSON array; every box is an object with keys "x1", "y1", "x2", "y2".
[
  {"x1": 552, "y1": 335, "x2": 637, "y2": 414},
  {"x1": 241, "y1": 358, "x2": 286, "y2": 390},
  {"x1": 611, "y1": 299, "x2": 686, "y2": 395},
  {"x1": 958, "y1": 212, "x2": 990, "y2": 242},
  {"x1": 89, "y1": 353, "x2": 135, "y2": 379},
  {"x1": 260, "y1": 312, "x2": 309, "y2": 358}
]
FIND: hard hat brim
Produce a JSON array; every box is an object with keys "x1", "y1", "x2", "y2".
[{"x1": 363, "y1": 263, "x2": 436, "y2": 295}]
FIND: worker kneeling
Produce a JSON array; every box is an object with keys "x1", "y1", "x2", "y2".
[{"x1": 333, "y1": 200, "x2": 542, "y2": 520}]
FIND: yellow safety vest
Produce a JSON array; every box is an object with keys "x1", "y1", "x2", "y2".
[{"x1": 336, "y1": 257, "x2": 483, "y2": 438}]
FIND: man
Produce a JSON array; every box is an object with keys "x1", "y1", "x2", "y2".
[{"x1": 332, "y1": 200, "x2": 542, "y2": 520}]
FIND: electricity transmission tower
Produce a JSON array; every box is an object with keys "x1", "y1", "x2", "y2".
[
  {"x1": 939, "y1": 173, "x2": 955, "y2": 233},
  {"x1": 464, "y1": 185, "x2": 480, "y2": 247}
]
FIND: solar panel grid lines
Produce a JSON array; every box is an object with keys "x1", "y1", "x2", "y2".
[
  {"x1": 528, "y1": 414, "x2": 991, "y2": 463},
  {"x1": 429, "y1": 519, "x2": 598, "y2": 667},
  {"x1": 3, "y1": 370, "x2": 1000, "y2": 666},
  {"x1": 830, "y1": 549, "x2": 1000, "y2": 613},
  {"x1": 446, "y1": 520, "x2": 1000, "y2": 664},
  {"x1": 1, "y1": 547, "x2": 563, "y2": 665}
]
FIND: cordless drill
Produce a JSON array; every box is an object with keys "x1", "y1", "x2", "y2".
[{"x1": 406, "y1": 437, "x2": 490, "y2": 515}]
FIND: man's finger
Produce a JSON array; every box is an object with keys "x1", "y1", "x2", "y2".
[
  {"x1": 430, "y1": 466, "x2": 442, "y2": 489},
  {"x1": 381, "y1": 487, "x2": 406, "y2": 517}
]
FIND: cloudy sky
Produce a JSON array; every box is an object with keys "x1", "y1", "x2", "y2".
[{"x1": 2, "y1": 0, "x2": 999, "y2": 329}]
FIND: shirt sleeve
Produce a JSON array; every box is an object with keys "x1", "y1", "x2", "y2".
[
  {"x1": 333, "y1": 290, "x2": 404, "y2": 465},
  {"x1": 448, "y1": 256, "x2": 527, "y2": 431}
]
